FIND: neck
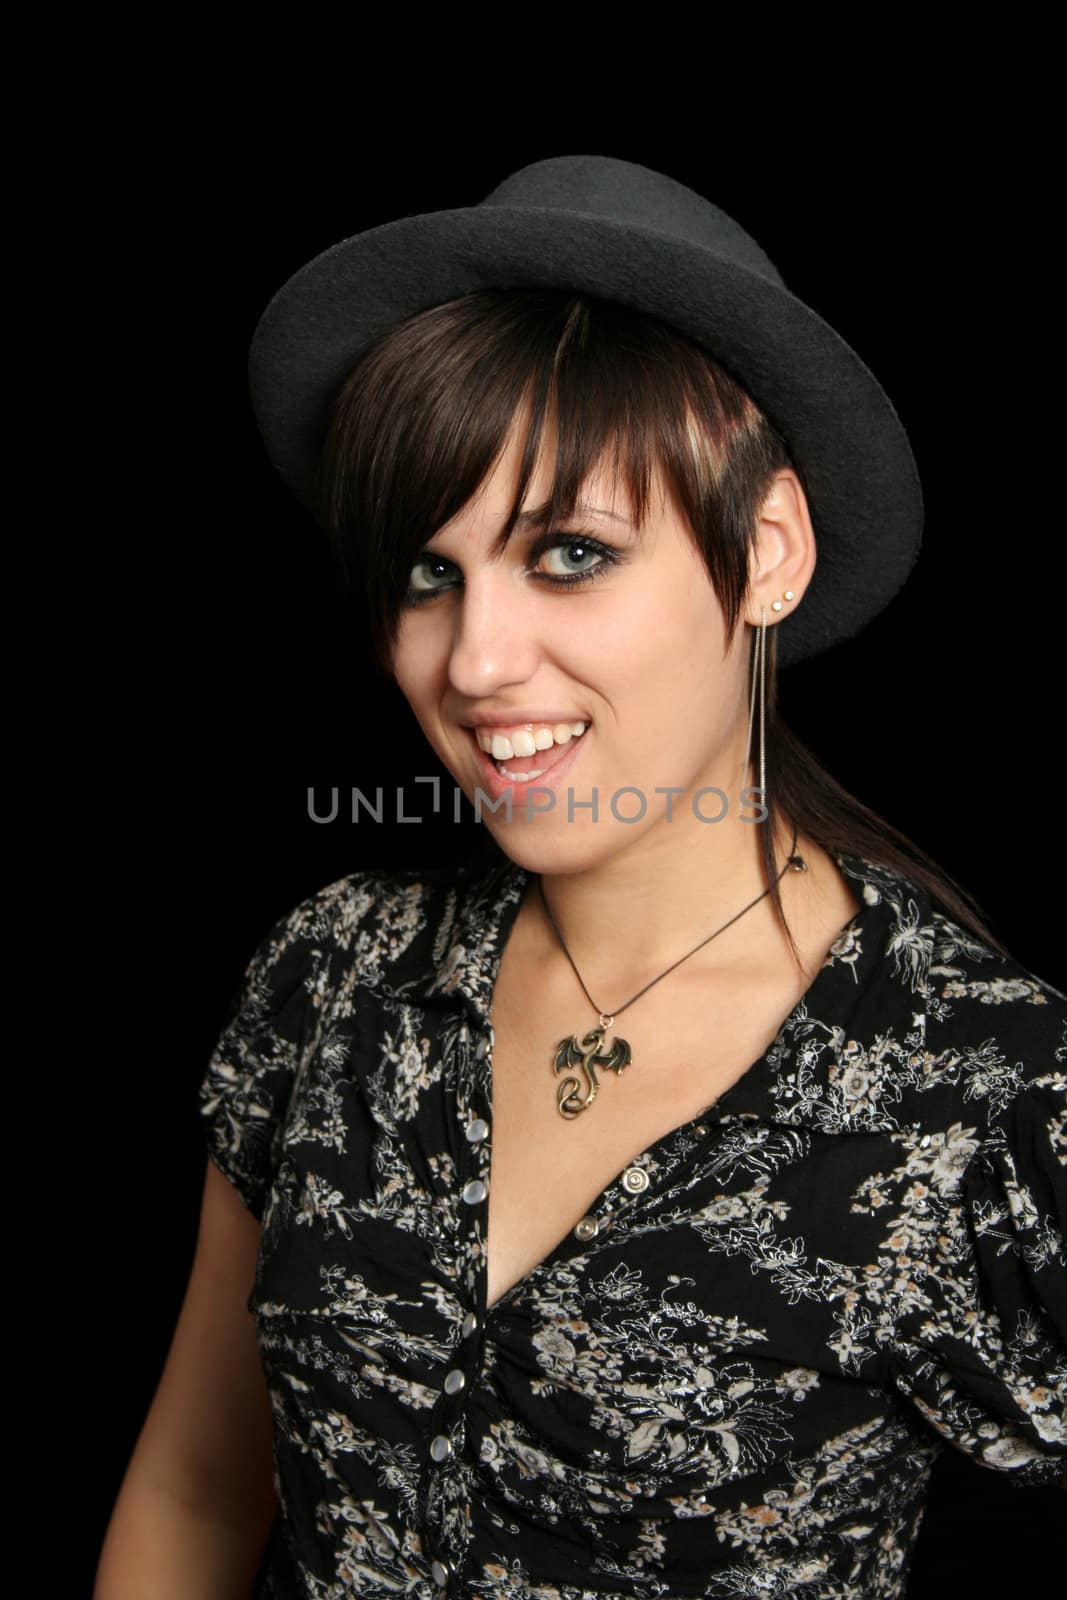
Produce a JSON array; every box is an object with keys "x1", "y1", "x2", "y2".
[{"x1": 531, "y1": 808, "x2": 804, "y2": 1002}]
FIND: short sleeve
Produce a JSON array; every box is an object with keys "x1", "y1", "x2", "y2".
[
  {"x1": 197, "y1": 895, "x2": 334, "y2": 1221},
  {"x1": 889, "y1": 1076, "x2": 1067, "y2": 1486}
]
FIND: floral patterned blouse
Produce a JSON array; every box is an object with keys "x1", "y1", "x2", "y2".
[{"x1": 198, "y1": 843, "x2": 1067, "y2": 1599}]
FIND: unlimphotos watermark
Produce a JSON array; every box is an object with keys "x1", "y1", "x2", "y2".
[{"x1": 307, "y1": 782, "x2": 768, "y2": 825}]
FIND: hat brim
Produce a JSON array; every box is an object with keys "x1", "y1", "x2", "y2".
[{"x1": 248, "y1": 207, "x2": 924, "y2": 671}]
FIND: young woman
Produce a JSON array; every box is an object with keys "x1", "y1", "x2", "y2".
[{"x1": 96, "y1": 156, "x2": 1066, "y2": 1599}]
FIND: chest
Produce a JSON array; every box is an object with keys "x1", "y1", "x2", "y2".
[{"x1": 482, "y1": 958, "x2": 817, "y2": 1310}]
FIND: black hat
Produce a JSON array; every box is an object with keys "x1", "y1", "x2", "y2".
[{"x1": 248, "y1": 154, "x2": 923, "y2": 670}]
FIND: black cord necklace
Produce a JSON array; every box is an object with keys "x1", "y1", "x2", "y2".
[{"x1": 537, "y1": 826, "x2": 807, "y2": 1119}]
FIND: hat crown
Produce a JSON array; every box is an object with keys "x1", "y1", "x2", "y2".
[
  {"x1": 248, "y1": 155, "x2": 924, "y2": 668},
  {"x1": 481, "y1": 155, "x2": 786, "y2": 288}
]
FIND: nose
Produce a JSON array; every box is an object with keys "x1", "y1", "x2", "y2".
[{"x1": 446, "y1": 567, "x2": 543, "y2": 699}]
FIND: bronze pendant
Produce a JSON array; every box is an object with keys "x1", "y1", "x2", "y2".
[{"x1": 553, "y1": 1018, "x2": 632, "y2": 1118}]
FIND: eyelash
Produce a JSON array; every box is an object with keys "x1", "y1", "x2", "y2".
[{"x1": 402, "y1": 531, "x2": 621, "y2": 606}]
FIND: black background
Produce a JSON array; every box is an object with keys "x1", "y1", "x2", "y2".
[{"x1": 77, "y1": 72, "x2": 1064, "y2": 1598}]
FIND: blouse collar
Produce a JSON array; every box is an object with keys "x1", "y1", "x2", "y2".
[{"x1": 422, "y1": 842, "x2": 941, "y2": 1033}]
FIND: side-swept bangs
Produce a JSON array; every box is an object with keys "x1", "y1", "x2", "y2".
[{"x1": 315, "y1": 288, "x2": 793, "y2": 673}]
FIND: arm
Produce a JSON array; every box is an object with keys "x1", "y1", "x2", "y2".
[{"x1": 94, "y1": 1158, "x2": 277, "y2": 1600}]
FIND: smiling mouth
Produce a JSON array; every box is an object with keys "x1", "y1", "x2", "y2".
[{"x1": 468, "y1": 723, "x2": 589, "y2": 781}]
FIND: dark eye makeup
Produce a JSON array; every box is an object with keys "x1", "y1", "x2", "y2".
[{"x1": 402, "y1": 530, "x2": 622, "y2": 606}]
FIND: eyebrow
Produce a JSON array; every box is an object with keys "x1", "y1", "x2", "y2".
[{"x1": 513, "y1": 502, "x2": 634, "y2": 529}]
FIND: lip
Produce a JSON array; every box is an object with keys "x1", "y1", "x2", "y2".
[
  {"x1": 461, "y1": 711, "x2": 589, "y2": 730},
  {"x1": 468, "y1": 724, "x2": 589, "y2": 802}
]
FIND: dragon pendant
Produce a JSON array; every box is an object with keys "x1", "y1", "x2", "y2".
[{"x1": 553, "y1": 1019, "x2": 633, "y2": 1118}]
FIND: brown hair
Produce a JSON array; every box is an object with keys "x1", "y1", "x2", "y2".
[{"x1": 315, "y1": 287, "x2": 1010, "y2": 968}]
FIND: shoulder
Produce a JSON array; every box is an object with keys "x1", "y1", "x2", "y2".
[
  {"x1": 925, "y1": 902, "x2": 1065, "y2": 1139},
  {"x1": 926, "y1": 903, "x2": 1065, "y2": 1040},
  {"x1": 833, "y1": 849, "x2": 1066, "y2": 1134},
  {"x1": 272, "y1": 859, "x2": 457, "y2": 939},
  {"x1": 258, "y1": 849, "x2": 507, "y2": 994}
]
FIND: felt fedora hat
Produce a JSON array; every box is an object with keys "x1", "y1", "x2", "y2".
[{"x1": 247, "y1": 154, "x2": 924, "y2": 670}]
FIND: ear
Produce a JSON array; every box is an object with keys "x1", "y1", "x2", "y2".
[{"x1": 744, "y1": 469, "x2": 816, "y2": 628}]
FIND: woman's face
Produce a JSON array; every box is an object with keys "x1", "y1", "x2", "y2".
[{"x1": 389, "y1": 416, "x2": 763, "y2": 876}]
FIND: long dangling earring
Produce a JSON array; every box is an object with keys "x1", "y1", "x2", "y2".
[
  {"x1": 742, "y1": 606, "x2": 769, "y2": 815},
  {"x1": 741, "y1": 592, "x2": 793, "y2": 817}
]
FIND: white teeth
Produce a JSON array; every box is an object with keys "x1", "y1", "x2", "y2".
[
  {"x1": 494, "y1": 763, "x2": 546, "y2": 781},
  {"x1": 474, "y1": 721, "x2": 587, "y2": 759}
]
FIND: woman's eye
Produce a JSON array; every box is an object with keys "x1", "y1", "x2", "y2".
[
  {"x1": 407, "y1": 555, "x2": 456, "y2": 593},
  {"x1": 538, "y1": 539, "x2": 603, "y2": 578},
  {"x1": 402, "y1": 532, "x2": 620, "y2": 606},
  {"x1": 534, "y1": 533, "x2": 620, "y2": 588}
]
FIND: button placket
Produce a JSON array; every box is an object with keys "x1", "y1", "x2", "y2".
[
  {"x1": 571, "y1": 1200, "x2": 621, "y2": 1248},
  {"x1": 421, "y1": 1011, "x2": 492, "y2": 1591},
  {"x1": 621, "y1": 1164, "x2": 650, "y2": 1194},
  {"x1": 607, "y1": 1116, "x2": 725, "y2": 1240},
  {"x1": 422, "y1": 1445, "x2": 463, "y2": 1595},
  {"x1": 452, "y1": 1010, "x2": 492, "y2": 1320}
]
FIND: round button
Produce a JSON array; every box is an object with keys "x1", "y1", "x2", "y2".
[
  {"x1": 431, "y1": 1558, "x2": 453, "y2": 1585},
  {"x1": 465, "y1": 1118, "x2": 489, "y2": 1143},
  {"x1": 444, "y1": 1367, "x2": 466, "y2": 1395},
  {"x1": 622, "y1": 1166, "x2": 649, "y2": 1193},
  {"x1": 462, "y1": 1179, "x2": 487, "y2": 1205},
  {"x1": 694, "y1": 1124, "x2": 708, "y2": 1137},
  {"x1": 574, "y1": 1215, "x2": 599, "y2": 1242},
  {"x1": 429, "y1": 1433, "x2": 452, "y2": 1462},
  {"x1": 461, "y1": 1311, "x2": 478, "y2": 1338}
]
